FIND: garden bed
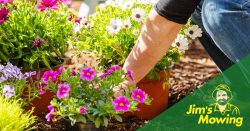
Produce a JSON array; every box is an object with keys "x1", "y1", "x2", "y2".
[{"x1": 35, "y1": 44, "x2": 220, "y2": 131}]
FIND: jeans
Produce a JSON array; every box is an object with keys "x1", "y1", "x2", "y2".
[{"x1": 191, "y1": 0, "x2": 250, "y2": 71}]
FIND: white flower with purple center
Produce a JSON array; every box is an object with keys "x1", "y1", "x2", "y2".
[
  {"x1": 184, "y1": 25, "x2": 202, "y2": 39},
  {"x1": 112, "y1": 0, "x2": 122, "y2": 7},
  {"x1": 122, "y1": 1, "x2": 134, "y2": 10},
  {"x1": 131, "y1": 8, "x2": 146, "y2": 22},
  {"x1": 123, "y1": 19, "x2": 131, "y2": 29},
  {"x1": 3, "y1": 85, "x2": 15, "y2": 98},
  {"x1": 172, "y1": 34, "x2": 189, "y2": 52},
  {"x1": 106, "y1": 18, "x2": 123, "y2": 34}
]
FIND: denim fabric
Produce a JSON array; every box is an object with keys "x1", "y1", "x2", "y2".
[{"x1": 191, "y1": 0, "x2": 250, "y2": 70}]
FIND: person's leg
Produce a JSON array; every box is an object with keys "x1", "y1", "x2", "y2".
[
  {"x1": 191, "y1": 0, "x2": 234, "y2": 71},
  {"x1": 202, "y1": 0, "x2": 250, "y2": 63}
]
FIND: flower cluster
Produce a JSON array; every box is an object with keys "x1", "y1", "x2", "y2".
[
  {"x1": 0, "y1": 63, "x2": 38, "y2": 106},
  {"x1": 41, "y1": 65, "x2": 150, "y2": 128},
  {"x1": 0, "y1": 0, "x2": 75, "y2": 70}
]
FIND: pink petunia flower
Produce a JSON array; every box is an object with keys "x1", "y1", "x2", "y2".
[
  {"x1": 127, "y1": 70, "x2": 134, "y2": 81},
  {"x1": 75, "y1": 17, "x2": 82, "y2": 24},
  {"x1": 39, "y1": 82, "x2": 47, "y2": 95},
  {"x1": 79, "y1": 106, "x2": 87, "y2": 114},
  {"x1": 57, "y1": 84, "x2": 70, "y2": 99},
  {"x1": 32, "y1": 38, "x2": 44, "y2": 48},
  {"x1": 0, "y1": 0, "x2": 13, "y2": 4},
  {"x1": 68, "y1": 14, "x2": 74, "y2": 21},
  {"x1": 45, "y1": 105, "x2": 55, "y2": 121},
  {"x1": 55, "y1": 66, "x2": 64, "y2": 76},
  {"x1": 113, "y1": 96, "x2": 130, "y2": 112},
  {"x1": 37, "y1": 0, "x2": 59, "y2": 11},
  {"x1": 42, "y1": 70, "x2": 58, "y2": 83},
  {"x1": 131, "y1": 89, "x2": 146, "y2": 103},
  {"x1": 110, "y1": 65, "x2": 121, "y2": 71},
  {"x1": 80, "y1": 67, "x2": 96, "y2": 81},
  {"x1": 0, "y1": 7, "x2": 10, "y2": 25}
]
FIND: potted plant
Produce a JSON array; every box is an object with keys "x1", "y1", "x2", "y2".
[
  {"x1": 0, "y1": 0, "x2": 79, "y2": 114},
  {"x1": 73, "y1": 0, "x2": 202, "y2": 119},
  {"x1": 40, "y1": 65, "x2": 151, "y2": 130}
]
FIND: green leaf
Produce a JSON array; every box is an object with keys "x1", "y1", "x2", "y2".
[
  {"x1": 94, "y1": 117, "x2": 101, "y2": 128},
  {"x1": 114, "y1": 115, "x2": 122, "y2": 122},
  {"x1": 76, "y1": 115, "x2": 87, "y2": 123},
  {"x1": 103, "y1": 117, "x2": 109, "y2": 127},
  {"x1": 42, "y1": 53, "x2": 51, "y2": 69}
]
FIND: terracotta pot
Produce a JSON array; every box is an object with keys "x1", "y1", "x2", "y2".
[
  {"x1": 23, "y1": 65, "x2": 61, "y2": 116},
  {"x1": 64, "y1": 121, "x2": 104, "y2": 131},
  {"x1": 124, "y1": 70, "x2": 170, "y2": 120}
]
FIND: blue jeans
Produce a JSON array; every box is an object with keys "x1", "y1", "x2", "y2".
[{"x1": 191, "y1": 0, "x2": 250, "y2": 71}]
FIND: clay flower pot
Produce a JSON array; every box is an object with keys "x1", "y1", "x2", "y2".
[{"x1": 124, "y1": 70, "x2": 170, "y2": 120}]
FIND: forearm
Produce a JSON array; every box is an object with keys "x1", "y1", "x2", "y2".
[{"x1": 123, "y1": 9, "x2": 182, "y2": 83}]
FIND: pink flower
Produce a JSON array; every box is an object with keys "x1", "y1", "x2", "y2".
[
  {"x1": 37, "y1": 0, "x2": 59, "y2": 11},
  {"x1": 127, "y1": 70, "x2": 134, "y2": 81},
  {"x1": 55, "y1": 66, "x2": 64, "y2": 76},
  {"x1": 80, "y1": 67, "x2": 96, "y2": 81},
  {"x1": 57, "y1": 84, "x2": 70, "y2": 99},
  {"x1": 71, "y1": 70, "x2": 77, "y2": 76},
  {"x1": 110, "y1": 65, "x2": 121, "y2": 71},
  {"x1": 68, "y1": 14, "x2": 74, "y2": 21},
  {"x1": 42, "y1": 70, "x2": 57, "y2": 83},
  {"x1": 39, "y1": 82, "x2": 47, "y2": 95},
  {"x1": 79, "y1": 106, "x2": 87, "y2": 114},
  {"x1": 0, "y1": 7, "x2": 10, "y2": 25},
  {"x1": 61, "y1": 0, "x2": 71, "y2": 5},
  {"x1": 131, "y1": 89, "x2": 146, "y2": 103},
  {"x1": 113, "y1": 96, "x2": 130, "y2": 112},
  {"x1": 45, "y1": 105, "x2": 55, "y2": 122},
  {"x1": 75, "y1": 17, "x2": 82, "y2": 24},
  {"x1": 0, "y1": 0, "x2": 13, "y2": 4}
]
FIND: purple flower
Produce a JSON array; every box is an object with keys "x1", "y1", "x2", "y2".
[
  {"x1": 75, "y1": 17, "x2": 82, "y2": 24},
  {"x1": 99, "y1": 69, "x2": 114, "y2": 80},
  {"x1": 32, "y1": 38, "x2": 44, "y2": 48},
  {"x1": 0, "y1": 7, "x2": 10, "y2": 25},
  {"x1": 0, "y1": 0, "x2": 13, "y2": 4},
  {"x1": 39, "y1": 82, "x2": 47, "y2": 95},
  {"x1": 80, "y1": 67, "x2": 96, "y2": 81},
  {"x1": 3, "y1": 85, "x2": 15, "y2": 98},
  {"x1": 0, "y1": 62, "x2": 28, "y2": 81},
  {"x1": 71, "y1": 70, "x2": 76, "y2": 76},
  {"x1": 24, "y1": 71, "x2": 36, "y2": 78},
  {"x1": 79, "y1": 106, "x2": 87, "y2": 114},
  {"x1": 42, "y1": 70, "x2": 57, "y2": 83},
  {"x1": 110, "y1": 65, "x2": 121, "y2": 71},
  {"x1": 131, "y1": 89, "x2": 146, "y2": 103},
  {"x1": 55, "y1": 66, "x2": 64, "y2": 76},
  {"x1": 113, "y1": 96, "x2": 130, "y2": 112},
  {"x1": 57, "y1": 84, "x2": 70, "y2": 99},
  {"x1": 45, "y1": 105, "x2": 55, "y2": 122},
  {"x1": 127, "y1": 70, "x2": 134, "y2": 81},
  {"x1": 37, "y1": 0, "x2": 59, "y2": 11}
]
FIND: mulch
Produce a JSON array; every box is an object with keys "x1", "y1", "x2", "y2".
[{"x1": 34, "y1": 43, "x2": 220, "y2": 131}]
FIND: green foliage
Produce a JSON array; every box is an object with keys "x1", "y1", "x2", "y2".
[
  {"x1": 0, "y1": 95, "x2": 37, "y2": 131},
  {"x1": 0, "y1": 0, "x2": 75, "y2": 69},
  {"x1": 75, "y1": 0, "x2": 183, "y2": 79}
]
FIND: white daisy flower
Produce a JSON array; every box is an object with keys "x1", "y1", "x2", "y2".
[
  {"x1": 138, "y1": 0, "x2": 154, "y2": 5},
  {"x1": 106, "y1": 18, "x2": 123, "y2": 34},
  {"x1": 131, "y1": 8, "x2": 146, "y2": 22},
  {"x1": 122, "y1": 1, "x2": 134, "y2": 11},
  {"x1": 123, "y1": 19, "x2": 131, "y2": 29},
  {"x1": 112, "y1": 0, "x2": 122, "y2": 7},
  {"x1": 99, "y1": 3, "x2": 107, "y2": 9},
  {"x1": 172, "y1": 34, "x2": 189, "y2": 52},
  {"x1": 184, "y1": 25, "x2": 202, "y2": 39}
]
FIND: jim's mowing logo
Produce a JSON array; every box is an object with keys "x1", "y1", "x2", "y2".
[{"x1": 186, "y1": 84, "x2": 243, "y2": 127}]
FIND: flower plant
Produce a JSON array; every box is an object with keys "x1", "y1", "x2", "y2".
[
  {"x1": 0, "y1": 0, "x2": 76, "y2": 70},
  {"x1": 0, "y1": 62, "x2": 39, "y2": 106},
  {"x1": 74, "y1": 0, "x2": 202, "y2": 79},
  {"x1": 41, "y1": 65, "x2": 151, "y2": 128}
]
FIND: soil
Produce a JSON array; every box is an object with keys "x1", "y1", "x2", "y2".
[{"x1": 34, "y1": 43, "x2": 220, "y2": 131}]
